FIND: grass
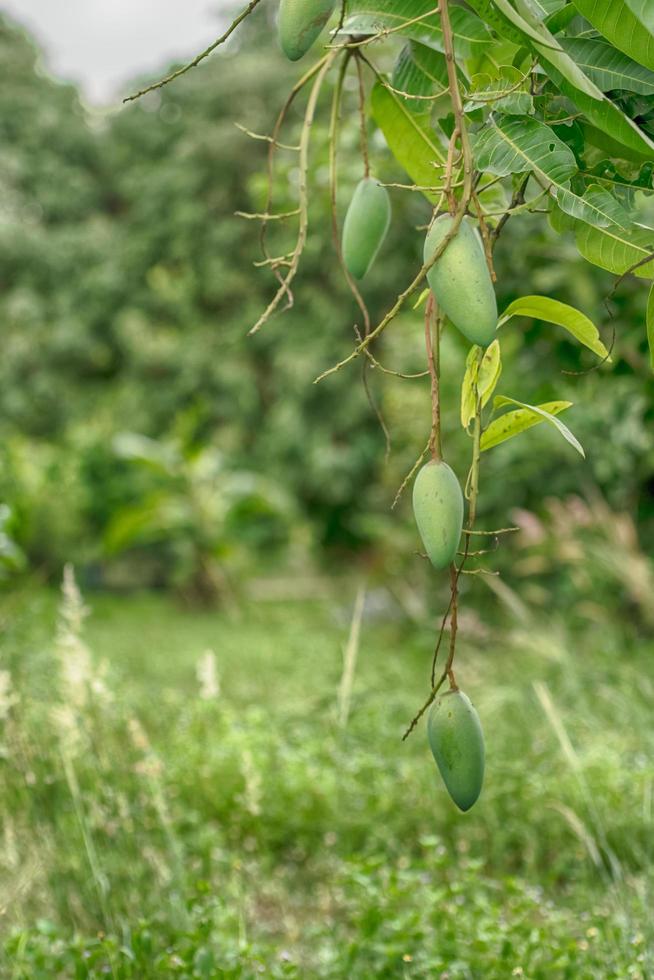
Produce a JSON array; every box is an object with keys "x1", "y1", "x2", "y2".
[{"x1": 1, "y1": 573, "x2": 652, "y2": 978}]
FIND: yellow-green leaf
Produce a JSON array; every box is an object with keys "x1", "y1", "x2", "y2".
[
  {"x1": 498, "y1": 295, "x2": 610, "y2": 359},
  {"x1": 481, "y1": 398, "x2": 584, "y2": 456},
  {"x1": 460, "y1": 340, "x2": 502, "y2": 428}
]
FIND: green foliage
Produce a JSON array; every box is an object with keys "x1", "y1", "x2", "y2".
[{"x1": 1, "y1": 585, "x2": 653, "y2": 976}]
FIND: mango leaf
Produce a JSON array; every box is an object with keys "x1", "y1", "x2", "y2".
[
  {"x1": 560, "y1": 37, "x2": 654, "y2": 96},
  {"x1": 370, "y1": 80, "x2": 444, "y2": 200},
  {"x1": 481, "y1": 398, "x2": 584, "y2": 456},
  {"x1": 460, "y1": 340, "x2": 502, "y2": 428},
  {"x1": 467, "y1": 0, "x2": 654, "y2": 158},
  {"x1": 625, "y1": 1, "x2": 654, "y2": 34},
  {"x1": 647, "y1": 283, "x2": 654, "y2": 371},
  {"x1": 574, "y1": 0, "x2": 654, "y2": 72},
  {"x1": 472, "y1": 116, "x2": 626, "y2": 229},
  {"x1": 573, "y1": 186, "x2": 654, "y2": 278},
  {"x1": 391, "y1": 41, "x2": 448, "y2": 114},
  {"x1": 341, "y1": 0, "x2": 493, "y2": 59},
  {"x1": 498, "y1": 295, "x2": 610, "y2": 359},
  {"x1": 465, "y1": 66, "x2": 534, "y2": 115}
]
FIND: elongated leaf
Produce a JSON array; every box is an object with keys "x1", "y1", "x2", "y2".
[
  {"x1": 392, "y1": 41, "x2": 448, "y2": 114},
  {"x1": 498, "y1": 295, "x2": 610, "y2": 359},
  {"x1": 472, "y1": 116, "x2": 625, "y2": 228},
  {"x1": 624, "y1": 1, "x2": 654, "y2": 34},
  {"x1": 465, "y1": 0, "x2": 654, "y2": 158},
  {"x1": 561, "y1": 37, "x2": 654, "y2": 96},
  {"x1": 460, "y1": 340, "x2": 502, "y2": 428},
  {"x1": 370, "y1": 80, "x2": 444, "y2": 199},
  {"x1": 573, "y1": 186, "x2": 654, "y2": 277},
  {"x1": 574, "y1": 0, "x2": 654, "y2": 71},
  {"x1": 647, "y1": 283, "x2": 654, "y2": 371},
  {"x1": 341, "y1": 0, "x2": 492, "y2": 59},
  {"x1": 481, "y1": 398, "x2": 583, "y2": 455},
  {"x1": 465, "y1": 66, "x2": 534, "y2": 115}
]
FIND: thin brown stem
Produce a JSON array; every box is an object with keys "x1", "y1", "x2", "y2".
[
  {"x1": 354, "y1": 54, "x2": 370, "y2": 179},
  {"x1": 123, "y1": 0, "x2": 263, "y2": 102},
  {"x1": 424, "y1": 293, "x2": 442, "y2": 462}
]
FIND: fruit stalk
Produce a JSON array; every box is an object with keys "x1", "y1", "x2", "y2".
[{"x1": 424, "y1": 292, "x2": 442, "y2": 463}]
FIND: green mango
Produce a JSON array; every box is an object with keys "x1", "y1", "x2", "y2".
[
  {"x1": 423, "y1": 215, "x2": 497, "y2": 347},
  {"x1": 427, "y1": 689, "x2": 485, "y2": 812},
  {"x1": 278, "y1": 0, "x2": 335, "y2": 61},
  {"x1": 342, "y1": 178, "x2": 392, "y2": 280},
  {"x1": 412, "y1": 460, "x2": 464, "y2": 571}
]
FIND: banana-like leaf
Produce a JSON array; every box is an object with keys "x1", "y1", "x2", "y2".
[
  {"x1": 472, "y1": 116, "x2": 627, "y2": 228},
  {"x1": 574, "y1": 0, "x2": 654, "y2": 71},
  {"x1": 482, "y1": 397, "x2": 583, "y2": 455},
  {"x1": 560, "y1": 37, "x2": 654, "y2": 96},
  {"x1": 498, "y1": 295, "x2": 610, "y2": 359},
  {"x1": 370, "y1": 80, "x2": 445, "y2": 199}
]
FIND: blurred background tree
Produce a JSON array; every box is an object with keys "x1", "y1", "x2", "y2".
[{"x1": 0, "y1": 6, "x2": 652, "y2": 611}]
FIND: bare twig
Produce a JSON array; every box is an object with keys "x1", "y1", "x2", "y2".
[
  {"x1": 123, "y1": 0, "x2": 263, "y2": 103},
  {"x1": 250, "y1": 50, "x2": 339, "y2": 333}
]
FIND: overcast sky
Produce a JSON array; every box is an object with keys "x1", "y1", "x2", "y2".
[{"x1": 3, "y1": 0, "x2": 233, "y2": 104}]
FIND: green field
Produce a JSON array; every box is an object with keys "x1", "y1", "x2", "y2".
[{"x1": 1, "y1": 580, "x2": 652, "y2": 978}]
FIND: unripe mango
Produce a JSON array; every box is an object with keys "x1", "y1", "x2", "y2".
[
  {"x1": 423, "y1": 215, "x2": 497, "y2": 347},
  {"x1": 342, "y1": 177, "x2": 392, "y2": 280},
  {"x1": 412, "y1": 460, "x2": 463, "y2": 571},
  {"x1": 427, "y1": 689, "x2": 485, "y2": 812},
  {"x1": 278, "y1": 0, "x2": 335, "y2": 61}
]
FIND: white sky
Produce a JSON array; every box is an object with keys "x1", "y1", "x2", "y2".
[{"x1": 2, "y1": 0, "x2": 234, "y2": 104}]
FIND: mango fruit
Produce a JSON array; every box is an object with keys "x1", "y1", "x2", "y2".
[
  {"x1": 342, "y1": 177, "x2": 392, "y2": 280},
  {"x1": 412, "y1": 460, "x2": 464, "y2": 571},
  {"x1": 427, "y1": 689, "x2": 485, "y2": 812},
  {"x1": 278, "y1": 0, "x2": 335, "y2": 61},
  {"x1": 423, "y1": 215, "x2": 497, "y2": 347}
]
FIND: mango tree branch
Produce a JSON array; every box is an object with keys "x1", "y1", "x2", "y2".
[
  {"x1": 123, "y1": 0, "x2": 264, "y2": 103},
  {"x1": 250, "y1": 49, "x2": 340, "y2": 334}
]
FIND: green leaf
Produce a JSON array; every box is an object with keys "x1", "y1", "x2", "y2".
[
  {"x1": 647, "y1": 283, "x2": 654, "y2": 371},
  {"x1": 460, "y1": 340, "x2": 502, "y2": 428},
  {"x1": 469, "y1": 0, "x2": 654, "y2": 158},
  {"x1": 573, "y1": 186, "x2": 654, "y2": 278},
  {"x1": 481, "y1": 398, "x2": 584, "y2": 456},
  {"x1": 341, "y1": 0, "x2": 493, "y2": 59},
  {"x1": 391, "y1": 41, "x2": 448, "y2": 114},
  {"x1": 560, "y1": 37, "x2": 654, "y2": 96},
  {"x1": 498, "y1": 295, "x2": 610, "y2": 359},
  {"x1": 370, "y1": 80, "x2": 444, "y2": 200},
  {"x1": 472, "y1": 116, "x2": 625, "y2": 229},
  {"x1": 465, "y1": 66, "x2": 534, "y2": 115},
  {"x1": 624, "y1": 0, "x2": 654, "y2": 34},
  {"x1": 574, "y1": 0, "x2": 654, "y2": 71}
]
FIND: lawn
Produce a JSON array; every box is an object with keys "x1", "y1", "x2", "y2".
[{"x1": 1, "y1": 578, "x2": 652, "y2": 978}]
